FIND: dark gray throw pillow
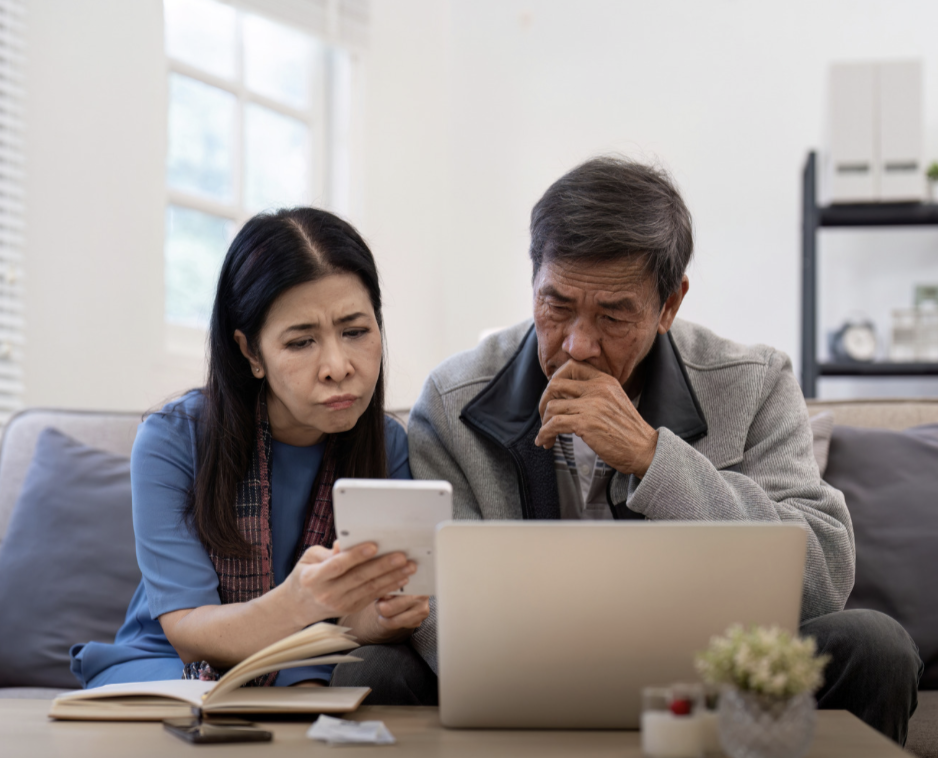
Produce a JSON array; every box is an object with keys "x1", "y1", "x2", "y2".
[
  {"x1": 824, "y1": 423, "x2": 938, "y2": 689},
  {"x1": 0, "y1": 428, "x2": 140, "y2": 688}
]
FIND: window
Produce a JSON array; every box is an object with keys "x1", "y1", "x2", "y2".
[{"x1": 162, "y1": 0, "x2": 359, "y2": 334}]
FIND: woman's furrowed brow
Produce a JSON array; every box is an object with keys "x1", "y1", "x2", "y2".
[
  {"x1": 280, "y1": 322, "x2": 318, "y2": 338},
  {"x1": 278, "y1": 312, "x2": 367, "y2": 339},
  {"x1": 334, "y1": 311, "x2": 368, "y2": 325}
]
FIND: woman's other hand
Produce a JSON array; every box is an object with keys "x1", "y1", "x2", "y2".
[
  {"x1": 158, "y1": 542, "x2": 416, "y2": 668},
  {"x1": 286, "y1": 542, "x2": 417, "y2": 627},
  {"x1": 341, "y1": 594, "x2": 431, "y2": 645}
]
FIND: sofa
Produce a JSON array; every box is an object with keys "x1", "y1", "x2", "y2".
[
  {"x1": 804, "y1": 398, "x2": 938, "y2": 757},
  {"x1": 0, "y1": 400, "x2": 935, "y2": 756},
  {"x1": 0, "y1": 409, "x2": 139, "y2": 698}
]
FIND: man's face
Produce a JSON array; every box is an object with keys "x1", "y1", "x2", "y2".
[{"x1": 532, "y1": 257, "x2": 687, "y2": 392}]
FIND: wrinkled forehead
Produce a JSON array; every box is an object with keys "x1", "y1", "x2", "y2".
[
  {"x1": 534, "y1": 258, "x2": 657, "y2": 310},
  {"x1": 264, "y1": 273, "x2": 375, "y2": 328}
]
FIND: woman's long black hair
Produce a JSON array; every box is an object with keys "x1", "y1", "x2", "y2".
[{"x1": 190, "y1": 207, "x2": 387, "y2": 558}]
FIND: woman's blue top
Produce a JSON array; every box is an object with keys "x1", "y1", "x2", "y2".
[{"x1": 69, "y1": 391, "x2": 411, "y2": 688}]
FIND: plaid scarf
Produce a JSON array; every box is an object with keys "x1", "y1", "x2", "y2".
[{"x1": 183, "y1": 395, "x2": 340, "y2": 685}]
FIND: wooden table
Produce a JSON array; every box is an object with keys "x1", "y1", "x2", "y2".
[{"x1": 0, "y1": 699, "x2": 910, "y2": 757}]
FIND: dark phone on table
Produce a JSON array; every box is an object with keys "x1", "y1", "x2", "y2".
[{"x1": 163, "y1": 717, "x2": 273, "y2": 744}]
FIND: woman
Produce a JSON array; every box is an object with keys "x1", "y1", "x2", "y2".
[{"x1": 70, "y1": 208, "x2": 435, "y2": 702}]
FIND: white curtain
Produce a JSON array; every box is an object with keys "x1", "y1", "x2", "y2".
[{"x1": 0, "y1": 0, "x2": 24, "y2": 425}]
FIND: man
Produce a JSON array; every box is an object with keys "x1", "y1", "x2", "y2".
[{"x1": 408, "y1": 157, "x2": 922, "y2": 743}]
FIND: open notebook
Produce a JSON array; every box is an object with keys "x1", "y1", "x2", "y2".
[{"x1": 50, "y1": 622, "x2": 370, "y2": 721}]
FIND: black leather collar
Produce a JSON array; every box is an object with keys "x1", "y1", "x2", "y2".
[
  {"x1": 636, "y1": 329, "x2": 709, "y2": 443},
  {"x1": 461, "y1": 325, "x2": 708, "y2": 446},
  {"x1": 460, "y1": 326, "x2": 547, "y2": 447}
]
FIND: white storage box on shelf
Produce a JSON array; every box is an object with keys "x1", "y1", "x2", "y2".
[
  {"x1": 823, "y1": 60, "x2": 924, "y2": 204},
  {"x1": 879, "y1": 61, "x2": 924, "y2": 201},
  {"x1": 827, "y1": 62, "x2": 876, "y2": 203}
]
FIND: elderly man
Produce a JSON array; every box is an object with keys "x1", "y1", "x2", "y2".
[{"x1": 407, "y1": 157, "x2": 922, "y2": 744}]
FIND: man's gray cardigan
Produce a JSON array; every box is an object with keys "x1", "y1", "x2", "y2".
[{"x1": 407, "y1": 319, "x2": 855, "y2": 673}]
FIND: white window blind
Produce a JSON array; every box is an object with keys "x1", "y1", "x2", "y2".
[{"x1": 0, "y1": 0, "x2": 24, "y2": 426}]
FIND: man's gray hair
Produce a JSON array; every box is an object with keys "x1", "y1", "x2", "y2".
[{"x1": 529, "y1": 156, "x2": 694, "y2": 306}]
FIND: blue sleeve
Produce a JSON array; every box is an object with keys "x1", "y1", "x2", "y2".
[
  {"x1": 275, "y1": 665, "x2": 334, "y2": 686},
  {"x1": 131, "y1": 392, "x2": 221, "y2": 619},
  {"x1": 385, "y1": 416, "x2": 412, "y2": 480}
]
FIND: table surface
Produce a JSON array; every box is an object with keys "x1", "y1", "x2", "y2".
[{"x1": 0, "y1": 699, "x2": 910, "y2": 757}]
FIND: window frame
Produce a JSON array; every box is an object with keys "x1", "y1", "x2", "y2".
[{"x1": 163, "y1": 0, "x2": 350, "y2": 350}]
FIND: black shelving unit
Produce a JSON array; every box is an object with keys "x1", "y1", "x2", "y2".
[{"x1": 801, "y1": 151, "x2": 938, "y2": 397}]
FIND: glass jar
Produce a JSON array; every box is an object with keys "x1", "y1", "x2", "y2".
[
  {"x1": 916, "y1": 303, "x2": 938, "y2": 361},
  {"x1": 718, "y1": 688, "x2": 816, "y2": 758},
  {"x1": 890, "y1": 308, "x2": 917, "y2": 362}
]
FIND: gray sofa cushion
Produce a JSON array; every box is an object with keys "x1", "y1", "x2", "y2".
[
  {"x1": 0, "y1": 409, "x2": 139, "y2": 545},
  {"x1": 0, "y1": 428, "x2": 140, "y2": 688},
  {"x1": 823, "y1": 423, "x2": 938, "y2": 690}
]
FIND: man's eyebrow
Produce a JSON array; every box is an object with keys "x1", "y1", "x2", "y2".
[
  {"x1": 596, "y1": 296, "x2": 641, "y2": 312},
  {"x1": 538, "y1": 285, "x2": 575, "y2": 303}
]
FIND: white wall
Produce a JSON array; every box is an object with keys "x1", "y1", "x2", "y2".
[
  {"x1": 357, "y1": 0, "x2": 452, "y2": 409},
  {"x1": 434, "y1": 0, "x2": 938, "y2": 399},
  {"x1": 24, "y1": 0, "x2": 452, "y2": 413},
  {"x1": 24, "y1": 0, "x2": 203, "y2": 413},
  {"x1": 23, "y1": 0, "x2": 938, "y2": 414}
]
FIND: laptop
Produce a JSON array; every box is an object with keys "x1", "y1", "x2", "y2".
[{"x1": 435, "y1": 521, "x2": 806, "y2": 729}]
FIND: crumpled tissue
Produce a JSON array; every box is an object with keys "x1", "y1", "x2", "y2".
[{"x1": 307, "y1": 714, "x2": 396, "y2": 746}]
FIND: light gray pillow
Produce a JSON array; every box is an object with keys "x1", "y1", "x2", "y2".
[
  {"x1": 0, "y1": 428, "x2": 140, "y2": 688},
  {"x1": 809, "y1": 411, "x2": 835, "y2": 477},
  {"x1": 823, "y1": 423, "x2": 938, "y2": 689}
]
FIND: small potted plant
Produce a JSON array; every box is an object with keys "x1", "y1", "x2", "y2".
[
  {"x1": 695, "y1": 625, "x2": 830, "y2": 758},
  {"x1": 927, "y1": 162, "x2": 938, "y2": 202}
]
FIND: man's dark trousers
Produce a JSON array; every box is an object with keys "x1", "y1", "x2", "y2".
[{"x1": 802, "y1": 608, "x2": 922, "y2": 746}]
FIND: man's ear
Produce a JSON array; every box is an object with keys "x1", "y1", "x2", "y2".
[
  {"x1": 233, "y1": 329, "x2": 265, "y2": 379},
  {"x1": 657, "y1": 276, "x2": 689, "y2": 334}
]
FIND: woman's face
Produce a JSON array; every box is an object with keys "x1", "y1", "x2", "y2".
[{"x1": 236, "y1": 273, "x2": 383, "y2": 446}]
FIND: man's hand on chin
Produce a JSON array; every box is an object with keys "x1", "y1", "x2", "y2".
[{"x1": 534, "y1": 359, "x2": 659, "y2": 478}]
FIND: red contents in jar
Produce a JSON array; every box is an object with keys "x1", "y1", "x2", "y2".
[{"x1": 669, "y1": 698, "x2": 692, "y2": 716}]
